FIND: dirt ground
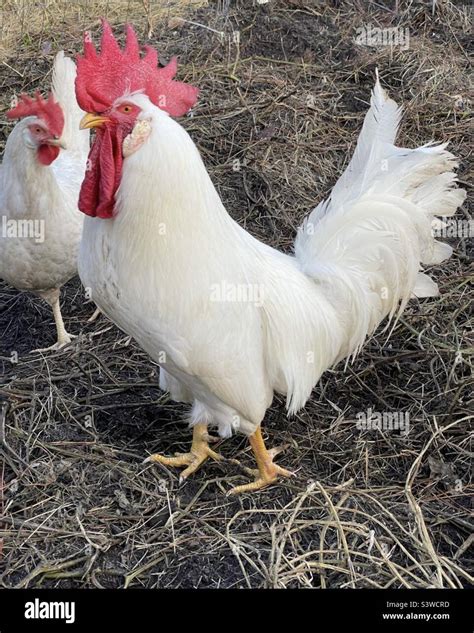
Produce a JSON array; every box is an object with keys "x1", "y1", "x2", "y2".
[{"x1": 0, "y1": 1, "x2": 472, "y2": 589}]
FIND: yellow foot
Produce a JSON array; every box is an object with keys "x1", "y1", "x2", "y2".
[
  {"x1": 144, "y1": 423, "x2": 223, "y2": 482},
  {"x1": 228, "y1": 432, "x2": 294, "y2": 495},
  {"x1": 87, "y1": 307, "x2": 101, "y2": 323},
  {"x1": 31, "y1": 334, "x2": 75, "y2": 353},
  {"x1": 229, "y1": 463, "x2": 293, "y2": 495}
]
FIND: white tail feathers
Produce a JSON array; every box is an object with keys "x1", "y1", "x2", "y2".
[
  {"x1": 51, "y1": 51, "x2": 89, "y2": 155},
  {"x1": 412, "y1": 273, "x2": 439, "y2": 298},
  {"x1": 329, "y1": 71, "x2": 402, "y2": 209},
  {"x1": 295, "y1": 73, "x2": 465, "y2": 362}
]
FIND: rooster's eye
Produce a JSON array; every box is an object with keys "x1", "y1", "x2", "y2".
[{"x1": 122, "y1": 105, "x2": 132, "y2": 113}]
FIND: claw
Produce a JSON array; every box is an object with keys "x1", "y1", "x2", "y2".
[
  {"x1": 267, "y1": 444, "x2": 289, "y2": 459},
  {"x1": 145, "y1": 423, "x2": 223, "y2": 481},
  {"x1": 228, "y1": 464, "x2": 294, "y2": 495},
  {"x1": 31, "y1": 333, "x2": 75, "y2": 353},
  {"x1": 228, "y1": 429, "x2": 294, "y2": 495},
  {"x1": 87, "y1": 307, "x2": 101, "y2": 323}
]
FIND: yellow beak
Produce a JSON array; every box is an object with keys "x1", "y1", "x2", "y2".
[
  {"x1": 80, "y1": 112, "x2": 110, "y2": 130},
  {"x1": 47, "y1": 138, "x2": 67, "y2": 149}
]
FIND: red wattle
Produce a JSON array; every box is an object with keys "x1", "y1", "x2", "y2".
[
  {"x1": 79, "y1": 126, "x2": 124, "y2": 219},
  {"x1": 37, "y1": 144, "x2": 60, "y2": 166}
]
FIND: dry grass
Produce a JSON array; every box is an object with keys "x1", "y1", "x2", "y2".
[{"x1": 0, "y1": 0, "x2": 472, "y2": 588}]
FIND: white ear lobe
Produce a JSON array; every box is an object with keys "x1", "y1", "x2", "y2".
[
  {"x1": 122, "y1": 118, "x2": 152, "y2": 158},
  {"x1": 22, "y1": 127, "x2": 37, "y2": 149}
]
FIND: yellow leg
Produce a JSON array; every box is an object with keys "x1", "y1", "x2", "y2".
[
  {"x1": 50, "y1": 293, "x2": 73, "y2": 346},
  {"x1": 229, "y1": 427, "x2": 293, "y2": 495},
  {"x1": 87, "y1": 307, "x2": 101, "y2": 323},
  {"x1": 32, "y1": 288, "x2": 75, "y2": 353},
  {"x1": 144, "y1": 423, "x2": 222, "y2": 482}
]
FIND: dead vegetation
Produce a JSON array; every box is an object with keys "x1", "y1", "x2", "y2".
[{"x1": 0, "y1": 0, "x2": 472, "y2": 588}]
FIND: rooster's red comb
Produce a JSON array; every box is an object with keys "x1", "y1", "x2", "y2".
[
  {"x1": 75, "y1": 20, "x2": 198, "y2": 117},
  {"x1": 7, "y1": 92, "x2": 64, "y2": 137}
]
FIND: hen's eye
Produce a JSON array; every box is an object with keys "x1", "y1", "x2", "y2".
[
  {"x1": 122, "y1": 105, "x2": 132, "y2": 113},
  {"x1": 35, "y1": 127, "x2": 42, "y2": 133}
]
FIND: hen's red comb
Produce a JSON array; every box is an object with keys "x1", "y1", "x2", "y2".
[
  {"x1": 75, "y1": 20, "x2": 198, "y2": 117},
  {"x1": 7, "y1": 92, "x2": 64, "y2": 137}
]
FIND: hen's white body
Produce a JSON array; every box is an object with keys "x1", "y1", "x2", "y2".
[
  {"x1": 79, "y1": 80, "x2": 465, "y2": 437},
  {"x1": 0, "y1": 52, "x2": 89, "y2": 297}
]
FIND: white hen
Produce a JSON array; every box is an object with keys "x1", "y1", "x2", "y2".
[
  {"x1": 76, "y1": 24, "x2": 465, "y2": 493},
  {"x1": 0, "y1": 52, "x2": 89, "y2": 351}
]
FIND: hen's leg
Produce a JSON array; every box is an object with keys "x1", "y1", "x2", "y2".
[
  {"x1": 229, "y1": 427, "x2": 293, "y2": 495},
  {"x1": 145, "y1": 423, "x2": 223, "y2": 482},
  {"x1": 32, "y1": 288, "x2": 74, "y2": 352},
  {"x1": 50, "y1": 292, "x2": 73, "y2": 346},
  {"x1": 87, "y1": 307, "x2": 101, "y2": 323}
]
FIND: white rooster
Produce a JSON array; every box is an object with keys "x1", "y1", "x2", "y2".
[
  {"x1": 0, "y1": 52, "x2": 89, "y2": 351},
  {"x1": 77, "y1": 23, "x2": 465, "y2": 493}
]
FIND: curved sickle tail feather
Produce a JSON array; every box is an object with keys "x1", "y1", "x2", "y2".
[
  {"x1": 51, "y1": 51, "x2": 90, "y2": 156},
  {"x1": 294, "y1": 73, "x2": 466, "y2": 364}
]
